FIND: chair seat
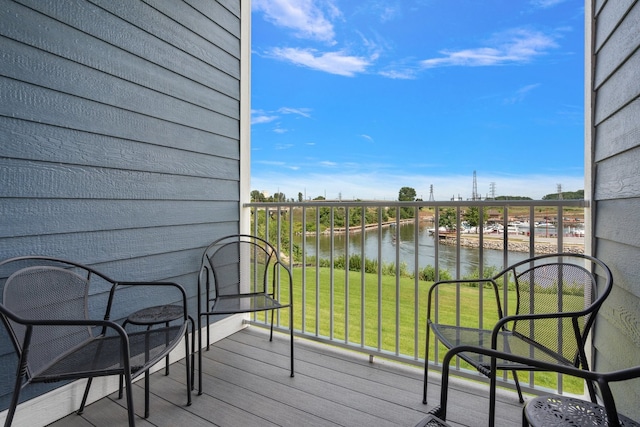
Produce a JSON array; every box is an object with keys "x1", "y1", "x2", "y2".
[
  {"x1": 34, "y1": 324, "x2": 186, "y2": 382},
  {"x1": 414, "y1": 414, "x2": 453, "y2": 427},
  {"x1": 524, "y1": 395, "x2": 640, "y2": 427},
  {"x1": 431, "y1": 324, "x2": 574, "y2": 371},
  {"x1": 209, "y1": 293, "x2": 285, "y2": 314}
]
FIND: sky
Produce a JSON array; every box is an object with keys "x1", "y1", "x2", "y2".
[{"x1": 249, "y1": 0, "x2": 585, "y2": 201}]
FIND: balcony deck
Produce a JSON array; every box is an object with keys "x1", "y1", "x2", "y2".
[{"x1": 49, "y1": 327, "x2": 523, "y2": 427}]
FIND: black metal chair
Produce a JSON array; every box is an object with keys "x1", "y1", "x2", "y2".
[
  {"x1": 423, "y1": 253, "x2": 613, "y2": 426},
  {"x1": 0, "y1": 256, "x2": 192, "y2": 427},
  {"x1": 197, "y1": 234, "x2": 294, "y2": 394},
  {"x1": 436, "y1": 345, "x2": 640, "y2": 427}
]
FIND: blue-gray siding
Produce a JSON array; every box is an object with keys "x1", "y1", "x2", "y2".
[
  {"x1": 0, "y1": 0, "x2": 242, "y2": 409},
  {"x1": 592, "y1": 0, "x2": 640, "y2": 419}
]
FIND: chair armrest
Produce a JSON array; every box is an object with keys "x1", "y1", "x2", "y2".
[
  {"x1": 0, "y1": 304, "x2": 131, "y2": 353},
  {"x1": 271, "y1": 260, "x2": 294, "y2": 302},
  {"x1": 427, "y1": 278, "x2": 503, "y2": 323},
  {"x1": 441, "y1": 345, "x2": 640, "y2": 425},
  {"x1": 491, "y1": 310, "x2": 588, "y2": 357},
  {"x1": 114, "y1": 281, "x2": 189, "y2": 319}
]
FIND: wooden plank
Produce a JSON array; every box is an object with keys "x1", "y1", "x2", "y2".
[
  {"x1": 0, "y1": 39, "x2": 238, "y2": 136},
  {"x1": 218, "y1": 0, "x2": 241, "y2": 19},
  {"x1": 594, "y1": 46, "x2": 640, "y2": 124},
  {"x1": 594, "y1": 198, "x2": 640, "y2": 245},
  {"x1": 199, "y1": 344, "x2": 413, "y2": 426},
  {"x1": 594, "y1": 97, "x2": 640, "y2": 162},
  {"x1": 0, "y1": 222, "x2": 238, "y2": 265},
  {"x1": 0, "y1": 159, "x2": 238, "y2": 200},
  {"x1": 231, "y1": 329, "x2": 523, "y2": 426},
  {"x1": 594, "y1": 0, "x2": 636, "y2": 53},
  {"x1": 145, "y1": 0, "x2": 240, "y2": 54},
  {"x1": 593, "y1": 147, "x2": 640, "y2": 200},
  {"x1": 593, "y1": 233, "x2": 640, "y2": 298},
  {"x1": 40, "y1": 328, "x2": 524, "y2": 427},
  {"x1": 186, "y1": 0, "x2": 241, "y2": 38},
  {"x1": 0, "y1": 118, "x2": 238, "y2": 178},
  {"x1": 88, "y1": 0, "x2": 240, "y2": 76},
  {"x1": 594, "y1": 298, "x2": 640, "y2": 367},
  {"x1": 0, "y1": 79, "x2": 240, "y2": 151},
  {"x1": 1, "y1": 199, "x2": 237, "y2": 239},
  {"x1": 1, "y1": 2, "x2": 239, "y2": 115},
  {"x1": 6, "y1": 0, "x2": 240, "y2": 100},
  {"x1": 160, "y1": 369, "x2": 335, "y2": 426},
  {"x1": 594, "y1": 1, "x2": 640, "y2": 88}
]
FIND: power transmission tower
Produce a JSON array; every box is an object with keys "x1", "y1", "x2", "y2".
[
  {"x1": 557, "y1": 184, "x2": 563, "y2": 200},
  {"x1": 472, "y1": 170, "x2": 479, "y2": 200},
  {"x1": 489, "y1": 182, "x2": 496, "y2": 199},
  {"x1": 429, "y1": 185, "x2": 434, "y2": 201}
]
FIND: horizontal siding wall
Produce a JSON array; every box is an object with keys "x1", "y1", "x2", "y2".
[
  {"x1": 0, "y1": 0, "x2": 242, "y2": 411},
  {"x1": 591, "y1": 0, "x2": 640, "y2": 420}
]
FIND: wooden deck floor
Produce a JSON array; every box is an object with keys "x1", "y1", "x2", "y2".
[{"x1": 48, "y1": 327, "x2": 523, "y2": 426}]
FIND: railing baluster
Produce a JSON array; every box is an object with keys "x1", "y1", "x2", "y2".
[{"x1": 244, "y1": 199, "x2": 586, "y2": 397}]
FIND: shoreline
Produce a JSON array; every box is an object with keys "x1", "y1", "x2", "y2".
[{"x1": 438, "y1": 233, "x2": 584, "y2": 255}]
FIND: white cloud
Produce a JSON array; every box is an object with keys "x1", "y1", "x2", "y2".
[
  {"x1": 269, "y1": 47, "x2": 371, "y2": 76},
  {"x1": 251, "y1": 112, "x2": 279, "y2": 125},
  {"x1": 360, "y1": 134, "x2": 374, "y2": 142},
  {"x1": 252, "y1": 0, "x2": 339, "y2": 43},
  {"x1": 530, "y1": 0, "x2": 567, "y2": 8},
  {"x1": 504, "y1": 83, "x2": 541, "y2": 104},
  {"x1": 421, "y1": 29, "x2": 558, "y2": 68},
  {"x1": 278, "y1": 107, "x2": 312, "y2": 118}
]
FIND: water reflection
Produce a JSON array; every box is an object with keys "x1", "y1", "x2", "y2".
[{"x1": 297, "y1": 223, "x2": 531, "y2": 276}]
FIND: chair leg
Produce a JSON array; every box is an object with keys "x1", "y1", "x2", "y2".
[
  {"x1": 423, "y1": 327, "x2": 431, "y2": 404},
  {"x1": 5, "y1": 368, "x2": 25, "y2": 427},
  {"x1": 512, "y1": 370, "x2": 524, "y2": 403},
  {"x1": 489, "y1": 371, "x2": 497, "y2": 427},
  {"x1": 206, "y1": 313, "x2": 211, "y2": 350},
  {"x1": 123, "y1": 370, "x2": 136, "y2": 427},
  {"x1": 144, "y1": 370, "x2": 150, "y2": 418},
  {"x1": 189, "y1": 315, "x2": 195, "y2": 390},
  {"x1": 78, "y1": 377, "x2": 93, "y2": 415},
  {"x1": 522, "y1": 406, "x2": 529, "y2": 427},
  {"x1": 289, "y1": 305, "x2": 294, "y2": 377},
  {"x1": 269, "y1": 308, "x2": 275, "y2": 341},
  {"x1": 198, "y1": 315, "x2": 204, "y2": 396},
  {"x1": 184, "y1": 325, "x2": 192, "y2": 406},
  {"x1": 164, "y1": 321, "x2": 170, "y2": 376}
]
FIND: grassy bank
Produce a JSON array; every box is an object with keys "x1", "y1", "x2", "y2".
[{"x1": 273, "y1": 266, "x2": 584, "y2": 393}]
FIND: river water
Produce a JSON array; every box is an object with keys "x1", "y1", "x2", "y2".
[{"x1": 297, "y1": 222, "x2": 533, "y2": 276}]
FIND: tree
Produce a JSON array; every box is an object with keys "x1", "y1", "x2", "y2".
[
  {"x1": 271, "y1": 192, "x2": 286, "y2": 202},
  {"x1": 463, "y1": 206, "x2": 488, "y2": 230},
  {"x1": 398, "y1": 187, "x2": 417, "y2": 219},
  {"x1": 439, "y1": 208, "x2": 456, "y2": 229},
  {"x1": 398, "y1": 187, "x2": 417, "y2": 201},
  {"x1": 250, "y1": 190, "x2": 265, "y2": 202},
  {"x1": 298, "y1": 192, "x2": 303, "y2": 202}
]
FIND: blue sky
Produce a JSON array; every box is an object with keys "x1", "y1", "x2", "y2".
[{"x1": 250, "y1": 0, "x2": 585, "y2": 201}]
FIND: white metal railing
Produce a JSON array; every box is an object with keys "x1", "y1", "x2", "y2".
[{"x1": 245, "y1": 199, "x2": 587, "y2": 394}]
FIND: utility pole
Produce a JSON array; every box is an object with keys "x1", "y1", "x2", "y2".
[{"x1": 472, "y1": 170, "x2": 479, "y2": 200}]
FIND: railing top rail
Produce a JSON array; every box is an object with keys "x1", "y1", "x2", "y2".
[{"x1": 245, "y1": 200, "x2": 587, "y2": 208}]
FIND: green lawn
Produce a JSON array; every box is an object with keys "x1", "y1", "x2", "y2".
[{"x1": 269, "y1": 266, "x2": 586, "y2": 394}]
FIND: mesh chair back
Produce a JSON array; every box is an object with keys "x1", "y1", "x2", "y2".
[
  {"x1": 3, "y1": 266, "x2": 93, "y2": 378},
  {"x1": 507, "y1": 256, "x2": 600, "y2": 365},
  {"x1": 207, "y1": 238, "x2": 275, "y2": 297}
]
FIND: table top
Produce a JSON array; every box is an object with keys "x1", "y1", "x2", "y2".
[{"x1": 126, "y1": 304, "x2": 184, "y2": 326}]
